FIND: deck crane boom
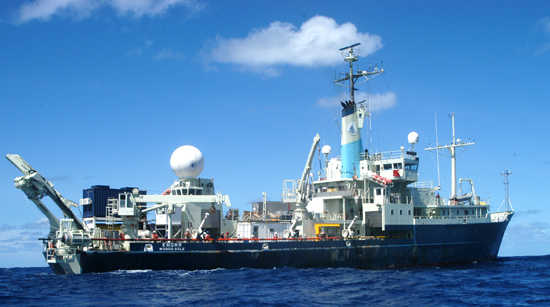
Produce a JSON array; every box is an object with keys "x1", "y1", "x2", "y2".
[
  {"x1": 296, "y1": 134, "x2": 321, "y2": 204},
  {"x1": 286, "y1": 134, "x2": 321, "y2": 238},
  {"x1": 6, "y1": 154, "x2": 86, "y2": 232}
]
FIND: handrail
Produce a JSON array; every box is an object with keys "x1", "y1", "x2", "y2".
[
  {"x1": 414, "y1": 215, "x2": 486, "y2": 220},
  {"x1": 90, "y1": 236, "x2": 385, "y2": 243},
  {"x1": 360, "y1": 150, "x2": 417, "y2": 161}
]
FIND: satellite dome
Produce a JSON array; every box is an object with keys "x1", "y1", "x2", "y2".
[
  {"x1": 170, "y1": 145, "x2": 204, "y2": 179},
  {"x1": 408, "y1": 132, "x2": 419, "y2": 144},
  {"x1": 321, "y1": 145, "x2": 332, "y2": 155}
]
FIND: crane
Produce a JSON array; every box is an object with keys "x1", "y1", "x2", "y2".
[
  {"x1": 6, "y1": 154, "x2": 86, "y2": 232},
  {"x1": 285, "y1": 134, "x2": 321, "y2": 238},
  {"x1": 296, "y1": 134, "x2": 321, "y2": 205}
]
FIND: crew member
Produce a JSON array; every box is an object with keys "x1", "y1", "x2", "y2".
[{"x1": 48, "y1": 240, "x2": 56, "y2": 257}]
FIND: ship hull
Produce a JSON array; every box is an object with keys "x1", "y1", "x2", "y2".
[{"x1": 47, "y1": 217, "x2": 511, "y2": 274}]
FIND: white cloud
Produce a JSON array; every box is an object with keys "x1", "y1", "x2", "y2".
[
  {"x1": 111, "y1": 0, "x2": 201, "y2": 18},
  {"x1": 127, "y1": 39, "x2": 154, "y2": 57},
  {"x1": 315, "y1": 91, "x2": 397, "y2": 113},
  {"x1": 208, "y1": 15, "x2": 383, "y2": 74},
  {"x1": 534, "y1": 17, "x2": 550, "y2": 55},
  {"x1": 17, "y1": 0, "x2": 100, "y2": 22},
  {"x1": 22, "y1": 218, "x2": 50, "y2": 230},
  {"x1": 500, "y1": 220, "x2": 550, "y2": 256},
  {"x1": 0, "y1": 220, "x2": 48, "y2": 267},
  {"x1": 16, "y1": 0, "x2": 203, "y2": 23},
  {"x1": 506, "y1": 221, "x2": 550, "y2": 242},
  {"x1": 536, "y1": 17, "x2": 550, "y2": 34},
  {"x1": 0, "y1": 218, "x2": 49, "y2": 234},
  {"x1": 127, "y1": 48, "x2": 143, "y2": 57},
  {"x1": 515, "y1": 209, "x2": 541, "y2": 217},
  {"x1": 535, "y1": 42, "x2": 550, "y2": 56},
  {"x1": 154, "y1": 49, "x2": 186, "y2": 61}
]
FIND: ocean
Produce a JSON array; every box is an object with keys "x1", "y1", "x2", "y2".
[{"x1": 1, "y1": 255, "x2": 549, "y2": 306}]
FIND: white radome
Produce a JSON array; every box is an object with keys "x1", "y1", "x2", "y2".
[
  {"x1": 321, "y1": 145, "x2": 332, "y2": 155},
  {"x1": 408, "y1": 131, "x2": 419, "y2": 145},
  {"x1": 170, "y1": 145, "x2": 205, "y2": 179}
]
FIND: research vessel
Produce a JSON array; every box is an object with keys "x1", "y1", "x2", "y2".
[{"x1": 7, "y1": 44, "x2": 513, "y2": 274}]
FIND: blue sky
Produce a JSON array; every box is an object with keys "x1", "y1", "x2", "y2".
[{"x1": 1, "y1": 0, "x2": 549, "y2": 268}]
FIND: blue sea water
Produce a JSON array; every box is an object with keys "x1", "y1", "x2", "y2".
[{"x1": 1, "y1": 255, "x2": 549, "y2": 306}]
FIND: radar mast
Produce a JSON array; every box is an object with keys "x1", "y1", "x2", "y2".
[
  {"x1": 334, "y1": 43, "x2": 385, "y2": 104},
  {"x1": 425, "y1": 113, "x2": 475, "y2": 197}
]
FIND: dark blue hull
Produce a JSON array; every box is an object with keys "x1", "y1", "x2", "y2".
[{"x1": 48, "y1": 218, "x2": 511, "y2": 274}]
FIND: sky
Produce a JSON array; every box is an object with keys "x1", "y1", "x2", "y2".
[{"x1": 1, "y1": 0, "x2": 549, "y2": 268}]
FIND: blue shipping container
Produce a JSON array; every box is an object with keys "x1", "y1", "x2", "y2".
[{"x1": 82, "y1": 185, "x2": 146, "y2": 218}]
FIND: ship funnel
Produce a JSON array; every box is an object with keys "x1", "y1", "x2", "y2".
[
  {"x1": 340, "y1": 101, "x2": 364, "y2": 179},
  {"x1": 334, "y1": 43, "x2": 384, "y2": 179}
]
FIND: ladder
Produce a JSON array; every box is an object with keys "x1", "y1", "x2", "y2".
[{"x1": 106, "y1": 198, "x2": 117, "y2": 231}]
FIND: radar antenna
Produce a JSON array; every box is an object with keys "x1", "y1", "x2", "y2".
[{"x1": 334, "y1": 43, "x2": 385, "y2": 105}]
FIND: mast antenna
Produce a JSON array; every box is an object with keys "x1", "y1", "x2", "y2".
[
  {"x1": 498, "y1": 170, "x2": 514, "y2": 212},
  {"x1": 334, "y1": 44, "x2": 385, "y2": 156},
  {"x1": 334, "y1": 43, "x2": 385, "y2": 104},
  {"x1": 435, "y1": 111, "x2": 441, "y2": 188},
  {"x1": 425, "y1": 113, "x2": 475, "y2": 197}
]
